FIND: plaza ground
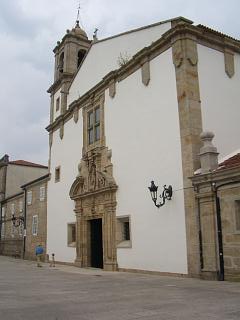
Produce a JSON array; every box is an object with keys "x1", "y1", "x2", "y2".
[{"x1": 0, "y1": 256, "x2": 240, "y2": 320}]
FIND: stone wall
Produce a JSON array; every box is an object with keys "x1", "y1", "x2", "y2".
[{"x1": 24, "y1": 179, "x2": 48, "y2": 261}]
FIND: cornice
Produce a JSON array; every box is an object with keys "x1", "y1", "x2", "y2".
[
  {"x1": 191, "y1": 165, "x2": 240, "y2": 186},
  {"x1": 46, "y1": 22, "x2": 240, "y2": 133},
  {"x1": 47, "y1": 73, "x2": 74, "y2": 94}
]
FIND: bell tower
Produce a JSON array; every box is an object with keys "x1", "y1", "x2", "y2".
[{"x1": 48, "y1": 20, "x2": 91, "y2": 122}]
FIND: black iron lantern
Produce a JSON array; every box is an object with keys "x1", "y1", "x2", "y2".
[
  {"x1": 12, "y1": 214, "x2": 24, "y2": 227},
  {"x1": 148, "y1": 181, "x2": 173, "y2": 208}
]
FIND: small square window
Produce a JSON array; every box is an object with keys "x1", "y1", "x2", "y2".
[
  {"x1": 19, "y1": 201, "x2": 23, "y2": 213},
  {"x1": 56, "y1": 97, "x2": 60, "y2": 111},
  {"x1": 117, "y1": 216, "x2": 131, "y2": 248},
  {"x1": 39, "y1": 186, "x2": 45, "y2": 201},
  {"x1": 11, "y1": 203, "x2": 15, "y2": 215},
  {"x1": 27, "y1": 191, "x2": 32, "y2": 205},
  {"x1": 235, "y1": 200, "x2": 240, "y2": 231},
  {"x1": 32, "y1": 215, "x2": 38, "y2": 236},
  {"x1": 55, "y1": 167, "x2": 61, "y2": 183},
  {"x1": 68, "y1": 223, "x2": 76, "y2": 247}
]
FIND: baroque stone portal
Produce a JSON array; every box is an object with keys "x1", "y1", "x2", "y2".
[{"x1": 69, "y1": 146, "x2": 118, "y2": 271}]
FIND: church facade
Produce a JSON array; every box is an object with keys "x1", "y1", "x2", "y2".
[{"x1": 46, "y1": 17, "x2": 240, "y2": 278}]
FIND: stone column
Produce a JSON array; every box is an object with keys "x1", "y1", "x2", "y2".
[
  {"x1": 103, "y1": 199, "x2": 118, "y2": 271},
  {"x1": 172, "y1": 33, "x2": 203, "y2": 277}
]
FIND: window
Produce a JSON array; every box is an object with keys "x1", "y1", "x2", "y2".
[
  {"x1": 77, "y1": 49, "x2": 86, "y2": 68},
  {"x1": 39, "y1": 186, "x2": 45, "y2": 201},
  {"x1": 235, "y1": 200, "x2": 240, "y2": 231},
  {"x1": 27, "y1": 191, "x2": 32, "y2": 205},
  {"x1": 1, "y1": 207, "x2": 5, "y2": 238},
  {"x1": 116, "y1": 216, "x2": 131, "y2": 248},
  {"x1": 56, "y1": 97, "x2": 60, "y2": 112},
  {"x1": 59, "y1": 52, "x2": 64, "y2": 73},
  {"x1": 88, "y1": 106, "x2": 100, "y2": 145},
  {"x1": 11, "y1": 203, "x2": 15, "y2": 215},
  {"x1": 123, "y1": 221, "x2": 130, "y2": 241},
  {"x1": 19, "y1": 200, "x2": 23, "y2": 213},
  {"x1": 32, "y1": 215, "x2": 38, "y2": 236},
  {"x1": 55, "y1": 167, "x2": 61, "y2": 183},
  {"x1": 67, "y1": 223, "x2": 76, "y2": 247}
]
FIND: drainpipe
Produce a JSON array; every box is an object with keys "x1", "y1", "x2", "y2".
[
  {"x1": 213, "y1": 179, "x2": 240, "y2": 281},
  {"x1": 22, "y1": 188, "x2": 27, "y2": 259}
]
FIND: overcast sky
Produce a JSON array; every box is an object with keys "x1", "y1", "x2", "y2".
[{"x1": 0, "y1": 0, "x2": 239, "y2": 165}]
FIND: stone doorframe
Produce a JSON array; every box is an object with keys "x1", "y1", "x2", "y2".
[{"x1": 69, "y1": 147, "x2": 118, "y2": 271}]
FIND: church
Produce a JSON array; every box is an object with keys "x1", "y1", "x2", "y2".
[{"x1": 46, "y1": 16, "x2": 240, "y2": 280}]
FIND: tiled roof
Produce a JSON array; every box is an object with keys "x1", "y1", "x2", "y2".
[
  {"x1": 9, "y1": 160, "x2": 47, "y2": 169},
  {"x1": 218, "y1": 153, "x2": 240, "y2": 170}
]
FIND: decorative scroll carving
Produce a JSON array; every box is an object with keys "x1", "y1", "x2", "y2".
[
  {"x1": 109, "y1": 80, "x2": 116, "y2": 98},
  {"x1": 141, "y1": 58, "x2": 150, "y2": 86},
  {"x1": 172, "y1": 40, "x2": 184, "y2": 68},
  {"x1": 224, "y1": 49, "x2": 235, "y2": 78},
  {"x1": 70, "y1": 146, "x2": 118, "y2": 271},
  {"x1": 59, "y1": 122, "x2": 64, "y2": 140},
  {"x1": 73, "y1": 108, "x2": 79, "y2": 123},
  {"x1": 70, "y1": 147, "x2": 117, "y2": 198},
  {"x1": 186, "y1": 39, "x2": 198, "y2": 66}
]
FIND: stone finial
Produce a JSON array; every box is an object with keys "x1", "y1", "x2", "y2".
[{"x1": 199, "y1": 131, "x2": 219, "y2": 173}]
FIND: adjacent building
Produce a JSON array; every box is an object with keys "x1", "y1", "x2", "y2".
[
  {"x1": 46, "y1": 16, "x2": 240, "y2": 279},
  {"x1": 0, "y1": 155, "x2": 48, "y2": 257}
]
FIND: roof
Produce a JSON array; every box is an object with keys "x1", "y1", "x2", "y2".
[
  {"x1": 218, "y1": 153, "x2": 240, "y2": 171},
  {"x1": 9, "y1": 160, "x2": 48, "y2": 169},
  {"x1": 21, "y1": 173, "x2": 50, "y2": 188}
]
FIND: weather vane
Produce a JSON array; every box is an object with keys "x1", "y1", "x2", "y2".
[{"x1": 76, "y1": 1, "x2": 81, "y2": 22}]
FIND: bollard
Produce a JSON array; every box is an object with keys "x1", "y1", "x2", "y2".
[{"x1": 50, "y1": 253, "x2": 55, "y2": 267}]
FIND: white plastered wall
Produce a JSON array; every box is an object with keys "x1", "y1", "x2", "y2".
[
  {"x1": 68, "y1": 22, "x2": 171, "y2": 105},
  {"x1": 47, "y1": 115, "x2": 83, "y2": 262},
  {"x1": 53, "y1": 88, "x2": 61, "y2": 121},
  {"x1": 198, "y1": 45, "x2": 240, "y2": 157},
  {"x1": 105, "y1": 49, "x2": 188, "y2": 274}
]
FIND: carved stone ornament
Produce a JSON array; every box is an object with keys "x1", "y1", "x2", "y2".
[
  {"x1": 73, "y1": 108, "x2": 79, "y2": 123},
  {"x1": 186, "y1": 39, "x2": 198, "y2": 66},
  {"x1": 141, "y1": 59, "x2": 150, "y2": 86},
  {"x1": 224, "y1": 50, "x2": 235, "y2": 78},
  {"x1": 70, "y1": 147, "x2": 117, "y2": 198},
  {"x1": 69, "y1": 146, "x2": 118, "y2": 271},
  {"x1": 59, "y1": 122, "x2": 64, "y2": 140},
  {"x1": 109, "y1": 80, "x2": 116, "y2": 98}
]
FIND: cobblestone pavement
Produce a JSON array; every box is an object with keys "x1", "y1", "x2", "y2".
[{"x1": 0, "y1": 256, "x2": 240, "y2": 320}]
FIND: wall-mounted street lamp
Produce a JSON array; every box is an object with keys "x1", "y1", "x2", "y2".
[
  {"x1": 148, "y1": 181, "x2": 173, "y2": 208},
  {"x1": 11, "y1": 214, "x2": 24, "y2": 227}
]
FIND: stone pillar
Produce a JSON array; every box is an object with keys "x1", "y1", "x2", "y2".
[
  {"x1": 199, "y1": 131, "x2": 219, "y2": 174},
  {"x1": 197, "y1": 187, "x2": 219, "y2": 280},
  {"x1": 0, "y1": 155, "x2": 9, "y2": 202},
  {"x1": 172, "y1": 33, "x2": 203, "y2": 277}
]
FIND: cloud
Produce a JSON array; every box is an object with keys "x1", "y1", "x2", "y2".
[{"x1": 0, "y1": 0, "x2": 239, "y2": 164}]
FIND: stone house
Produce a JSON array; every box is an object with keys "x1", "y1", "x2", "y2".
[
  {"x1": 22, "y1": 174, "x2": 49, "y2": 261},
  {"x1": 0, "y1": 155, "x2": 48, "y2": 257},
  {"x1": 191, "y1": 132, "x2": 240, "y2": 281},
  {"x1": 44, "y1": 16, "x2": 240, "y2": 279},
  {"x1": 0, "y1": 192, "x2": 24, "y2": 257}
]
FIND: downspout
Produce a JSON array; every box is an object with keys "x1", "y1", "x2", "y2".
[
  {"x1": 22, "y1": 188, "x2": 27, "y2": 259},
  {"x1": 213, "y1": 179, "x2": 240, "y2": 281}
]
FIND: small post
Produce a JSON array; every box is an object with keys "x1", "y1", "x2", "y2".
[
  {"x1": 199, "y1": 131, "x2": 219, "y2": 174},
  {"x1": 50, "y1": 253, "x2": 55, "y2": 267}
]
